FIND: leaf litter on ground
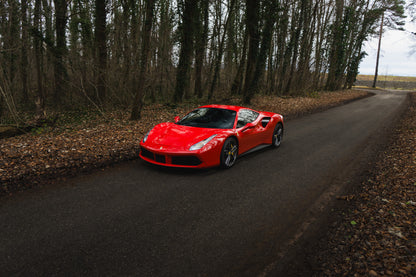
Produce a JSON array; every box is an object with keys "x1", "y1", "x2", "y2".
[{"x1": 313, "y1": 92, "x2": 416, "y2": 276}]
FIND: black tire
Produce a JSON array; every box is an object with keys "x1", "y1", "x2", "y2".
[
  {"x1": 220, "y1": 137, "x2": 238, "y2": 168},
  {"x1": 271, "y1": 123, "x2": 283, "y2": 148}
]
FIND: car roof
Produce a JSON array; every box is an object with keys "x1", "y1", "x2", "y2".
[{"x1": 199, "y1": 104, "x2": 253, "y2": 112}]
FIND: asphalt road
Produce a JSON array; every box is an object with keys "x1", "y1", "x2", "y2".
[{"x1": 0, "y1": 90, "x2": 408, "y2": 276}]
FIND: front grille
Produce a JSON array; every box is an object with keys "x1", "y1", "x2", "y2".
[
  {"x1": 171, "y1": 156, "x2": 202, "y2": 166},
  {"x1": 155, "y1": 154, "x2": 166, "y2": 163},
  {"x1": 142, "y1": 148, "x2": 201, "y2": 166},
  {"x1": 141, "y1": 148, "x2": 154, "y2": 160}
]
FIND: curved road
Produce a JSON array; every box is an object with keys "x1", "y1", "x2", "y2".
[{"x1": 0, "y1": 90, "x2": 407, "y2": 276}]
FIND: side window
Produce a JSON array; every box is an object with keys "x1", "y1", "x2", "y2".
[{"x1": 236, "y1": 109, "x2": 259, "y2": 128}]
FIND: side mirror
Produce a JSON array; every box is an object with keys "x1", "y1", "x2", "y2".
[
  {"x1": 241, "y1": 122, "x2": 255, "y2": 132},
  {"x1": 174, "y1": 116, "x2": 180, "y2": 123},
  {"x1": 245, "y1": 122, "x2": 255, "y2": 128}
]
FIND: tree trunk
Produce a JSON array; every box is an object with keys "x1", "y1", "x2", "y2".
[
  {"x1": 157, "y1": 0, "x2": 173, "y2": 100},
  {"x1": 54, "y1": 0, "x2": 68, "y2": 105},
  {"x1": 242, "y1": 0, "x2": 260, "y2": 104},
  {"x1": 208, "y1": 0, "x2": 236, "y2": 100},
  {"x1": 173, "y1": 0, "x2": 197, "y2": 103},
  {"x1": 6, "y1": 0, "x2": 19, "y2": 92},
  {"x1": 231, "y1": 27, "x2": 248, "y2": 95},
  {"x1": 21, "y1": 0, "x2": 29, "y2": 102},
  {"x1": 274, "y1": 2, "x2": 290, "y2": 95},
  {"x1": 130, "y1": 0, "x2": 156, "y2": 120},
  {"x1": 194, "y1": 0, "x2": 209, "y2": 99},
  {"x1": 277, "y1": 4, "x2": 297, "y2": 95},
  {"x1": 94, "y1": 0, "x2": 107, "y2": 104},
  {"x1": 34, "y1": 0, "x2": 45, "y2": 119},
  {"x1": 326, "y1": 0, "x2": 345, "y2": 91},
  {"x1": 372, "y1": 12, "x2": 384, "y2": 88},
  {"x1": 250, "y1": 0, "x2": 278, "y2": 95},
  {"x1": 284, "y1": 2, "x2": 305, "y2": 94}
]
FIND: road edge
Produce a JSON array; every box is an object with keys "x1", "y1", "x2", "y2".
[{"x1": 259, "y1": 91, "x2": 411, "y2": 276}]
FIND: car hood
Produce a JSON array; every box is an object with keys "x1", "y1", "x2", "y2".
[{"x1": 145, "y1": 122, "x2": 221, "y2": 151}]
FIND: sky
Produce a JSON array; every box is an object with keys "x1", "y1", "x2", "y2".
[{"x1": 358, "y1": 6, "x2": 416, "y2": 77}]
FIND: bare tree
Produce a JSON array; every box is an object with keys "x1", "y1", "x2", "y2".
[
  {"x1": 130, "y1": 0, "x2": 156, "y2": 120},
  {"x1": 208, "y1": 0, "x2": 236, "y2": 100},
  {"x1": 242, "y1": 0, "x2": 260, "y2": 104},
  {"x1": 194, "y1": 0, "x2": 209, "y2": 99},
  {"x1": 33, "y1": 0, "x2": 46, "y2": 119},
  {"x1": 21, "y1": 0, "x2": 29, "y2": 102},
  {"x1": 173, "y1": 0, "x2": 197, "y2": 103},
  {"x1": 0, "y1": 0, "x2": 403, "y2": 122},
  {"x1": 54, "y1": 0, "x2": 69, "y2": 104},
  {"x1": 373, "y1": 0, "x2": 406, "y2": 88},
  {"x1": 373, "y1": 12, "x2": 384, "y2": 88},
  {"x1": 326, "y1": 0, "x2": 345, "y2": 91},
  {"x1": 94, "y1": 0, "x2": 107, "y2": 104}
]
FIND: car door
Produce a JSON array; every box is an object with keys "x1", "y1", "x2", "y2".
[{"x1": 236, "y1": 109, "x2": 263, "y2": 153}]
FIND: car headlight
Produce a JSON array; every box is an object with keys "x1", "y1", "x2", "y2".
[
  {"x1": 189, "y1": 134, "x2": 217, "y2": 151},
  {"x1": 143, "y1": 131, "x2": 150, "y2": 143}
]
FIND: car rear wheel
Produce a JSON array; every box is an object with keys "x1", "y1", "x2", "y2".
[
  {"x1": 220, "y1": 137, "x2": 238, "y2": 168},
  {"x1": 272, "y1": 123, "x2": 283, "y2": 148}
]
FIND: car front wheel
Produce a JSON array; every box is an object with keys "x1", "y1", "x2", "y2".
[
  {"x1": 220, "y1": 137, "x2": 238, "y2": 168},
  {"x1": 272, "y1": 123, "x2": 283, "y2": 148}
]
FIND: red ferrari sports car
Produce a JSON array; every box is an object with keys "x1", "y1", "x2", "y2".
[{"x1": 139, "y1": 104, "x2": 284, "y2": 168}]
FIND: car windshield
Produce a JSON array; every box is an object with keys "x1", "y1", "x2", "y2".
[{"x1": 177, "y1": 108, "x2": 236, "y2": 129}]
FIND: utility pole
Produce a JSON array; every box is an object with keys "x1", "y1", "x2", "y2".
[{"x1": 372, "y1": 12, "x2": 384, "y2": 88}]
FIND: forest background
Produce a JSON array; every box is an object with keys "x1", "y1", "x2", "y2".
[{"x1": 0, "y1": 0, "x2": 408, "y2": 124}]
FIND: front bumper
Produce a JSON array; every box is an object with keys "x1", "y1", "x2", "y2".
[{"x1": 139, "y1": 145, "x2": 221, "y2": 168}]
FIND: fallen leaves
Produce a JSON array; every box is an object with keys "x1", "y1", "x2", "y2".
[
  {"x1": 388, "y1": 227, "x2": 407, "y2": 240},
  {"x1": 314, "y1": 92, "x2": 416, "y2": 276},
  {"x1": 251, "y1": 90, "x2": 369, "y2": 119}
]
